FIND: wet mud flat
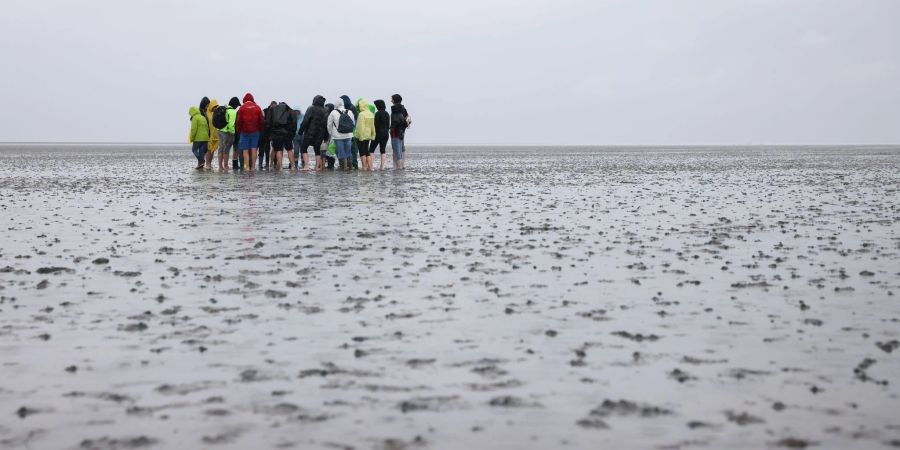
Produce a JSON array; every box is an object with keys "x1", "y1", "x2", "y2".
[{"x1": 0, "y1": 144, "x2": 899, "y2": 450}]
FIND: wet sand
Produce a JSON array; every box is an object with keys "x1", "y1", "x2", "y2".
[{"x1": 0, "y1": 144, "x2": 898, "y2": 449}]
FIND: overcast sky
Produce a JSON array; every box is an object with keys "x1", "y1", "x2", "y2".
[{"x1": 0, "y1": 0, "x2": 897, "y2": 145}]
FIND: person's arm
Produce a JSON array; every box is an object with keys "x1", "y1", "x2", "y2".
[
  {"x1": 189, "y1": 117, "x2": 197, "y2": 143},
  {"x1": 257, "y1": 109, "x2": 265, "y2": 132},
  {"x1": 235, "y1": 109, "x2": 243, "y2": 135}
]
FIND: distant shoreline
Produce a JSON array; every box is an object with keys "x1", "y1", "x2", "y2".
[{"x1": 0, "y1": 142, "x2": 899, "y2": 148}]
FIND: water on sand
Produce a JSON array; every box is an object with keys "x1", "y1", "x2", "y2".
[{"x1": 0, "y1": 144, "x2": 898, "y2": 449}]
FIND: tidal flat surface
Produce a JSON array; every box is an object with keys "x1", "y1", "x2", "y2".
[{"x1": 0, "y1": 144, "x2": 899, "y2": 450}]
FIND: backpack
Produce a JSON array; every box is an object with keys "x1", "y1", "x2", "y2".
[
  {"x1": 212, "y1": 106, "x2": 228, "y2": 129},
  {"x1": 337, "y1": 110, "x2": 354, "y2": 134},
  {"x1": 391, "y1": 110, "x2": 407, "y2": 131},
  {"x1": 271, "y1": 105, "x2": 291, "y2": 129}
]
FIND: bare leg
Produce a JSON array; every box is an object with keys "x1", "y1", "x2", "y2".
[
  {"x1": 242, "y1": 150, "x2": 250, "y2": 170},
  {"x1": 287, "y1": 149, "x2": 295, "y2": 171},
  {"x1": 380, "y1": 153, "x2": 385, "y2": 170},
  {"x1": 274, "y1": 151, "x2": 281, "y2": 171},
  {"x1": 250, "y1": 148, "x2": 257, "y2": 170}
]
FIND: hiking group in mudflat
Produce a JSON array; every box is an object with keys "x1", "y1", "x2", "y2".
[{"x1": 188, "y1": 93, "x2": 411, "y2": 172}]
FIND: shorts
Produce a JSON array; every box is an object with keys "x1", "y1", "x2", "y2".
[
  {"x1": 372, "y1": 136, "x2": 388, "y2": 154},
  {"x1": 239, "y1": 132, "x2": 260, "y2": 150},
  {"x1": 299, "y1": 136, "x2": 323, "y2": 156},
  {"x1": 272, "y1": 136, "x2": 293, "y2": 151},
  {"x1": 218, "y1": 131, "x2": 234, "y2": 159},
  {"x1": 358, "y1": 140, "x2": 371, "y2": 157}
]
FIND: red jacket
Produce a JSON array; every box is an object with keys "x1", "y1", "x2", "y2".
[{"x1": 235, "y1": 93, "x2": 265, "y2": 134}]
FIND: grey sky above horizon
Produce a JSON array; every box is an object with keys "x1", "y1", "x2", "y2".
[{"x1": 1, "y1": 0, "x2": 898, "y2": 145}]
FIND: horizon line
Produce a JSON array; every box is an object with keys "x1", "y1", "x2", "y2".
[{"x1": 1, "y1": 141, "x2": 899, "y2": 147}]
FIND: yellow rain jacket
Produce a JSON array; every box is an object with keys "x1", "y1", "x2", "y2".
[
  {"x1": 206, "y1": 99, "x2": 220, "y2": 153},
  {"x1": 354, "y1": 99, "x2": 376, "y2": 141}
]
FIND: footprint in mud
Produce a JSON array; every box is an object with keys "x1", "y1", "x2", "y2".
[
  {"x1": 487, "y1": 395, "x2": 542, "y2": 408},
  {"x1": 577, "y1": 399, "x2": 673, "y2": 430},
  {"x1": 398, "y1": 396, "x2": 466, "y2": 413},
  {"x1": 201, "y1": 427, "x2": 247, "y2": 445},
  {"x1": 724, "y1": 410, "x2": 765, "y2": 426},
  {"x1": 78, "y1": 436, "x2": 159, "y2": 449}
]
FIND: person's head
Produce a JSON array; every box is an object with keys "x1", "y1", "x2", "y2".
[
  {"x1": 339, "y1": 95, "x2": 352, "y2": 110},
  {"x1": 269, "y1": 101, "x2": 277, "y2": 108},
  {"x1": 189, "y1": 106, "x2": 200, "y2": 117},
  {"x1": 200, "y1": 96, "x2": 210, "y2": 111},
  {"x1": 243, "y1": 93, "x2": 255, "y2": 103},
  {"x1": 313, "y1": 95, "x2": 325, "y2": 107},
  {"x1": 391, "y1": 94, "x2": 402, "y2": 105},
  {"x1": 335, "y1": 100, "x2": 345, "y2": 112},
  {"x1": 207, "y1": 99, "x2": 218, "y2": 113},
  {"x1": 228, "y1": 97, "x2": 241, "y2": 108},
  {"x1": 374, "y1": 99, "x2": 386, "y2": 111}
]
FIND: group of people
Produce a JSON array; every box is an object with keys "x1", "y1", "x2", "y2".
[{"x1": 188, "y1": 93, "x2": 411, "y2": 172}]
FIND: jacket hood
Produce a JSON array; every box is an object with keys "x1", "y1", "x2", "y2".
[
  {"x1": 325, "y1": 103, "x2": 334, "y2": 114},
  {"x1": 189, "y1": 106, "x2": 201, "y2": 117},
  {"x1": 390, "y1": 104, "x2": 405, "y2": 113},
  {"x1": 374, "y1": 99, "x2": 386, "y2": 111},
  {"x1": 335, "y1": 101, "x2": 345, "y2": 112},
  {"x1": 207, "y1": 99, "x2": 219, "y2": 114},
  {"x1": 199, "y1": 97, "x2": 210, "y2": 113},
  {"x1": 243, "y1": 93, "x2": 255, "y2": 103},
  {"x1": 313, "y1": 95, "x2": 325, "y2": 107},
  {"x1": 356, "y1": 99, "x2": 370, "y2": 113},
  {"x1": 340, "y1": 95, "x2": 353, "y2": 110},
  {"x1": 228, "y1": 97, "x2": 241, "y2": 108}
]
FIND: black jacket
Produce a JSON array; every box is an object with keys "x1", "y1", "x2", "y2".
[
  {"x1": 299, "y1": 95, "x2": 328, "y2": 143},
  {"x1": 374, "y1": 100, "x2": 390, "y2": 140},
  {"x1": 390, "y1": 104, "x2": 409, "y2": 139},
  {"x1": 267, "y1": 102, "x2": 296, "y2": 139}
]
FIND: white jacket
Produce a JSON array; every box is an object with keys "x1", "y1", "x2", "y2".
[{"x1": 327, "y1": 106, "x2": 355, "y2": 140}]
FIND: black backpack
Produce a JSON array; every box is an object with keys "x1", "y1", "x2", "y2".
[
  {"x1": 273, "y1": 105, "x2": 291, "y2": 129},
  {"x1": 337, "y1": 110, "x2": 354, "y2": 133},
  {"x1": 391, "y1": 110, "x2": 407, "y2": 131},
  {"x1": 212, "y1": 106, "x2": 228, "y2": 129}
]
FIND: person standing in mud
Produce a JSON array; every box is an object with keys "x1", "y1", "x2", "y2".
[
  {"x1": 390, "y1": 94, "x2": 410, "y2": 170},
  {"x1": 190, "y1": 97, "x2": 211, "y2": 155},
  {"x1": 354, "y1": 98, "x2": 376, "y2": 171},
  {"x1": 340, "y1": 95, "x2": 359, "y2": 170},
  {"x1": 267, "y1": 101, "x2": 297, "y2": 171},
  {"x1": 328, "y1": 98, "x2": 356, "y2": 171},
  {"x1": 225, "y1": 97, "x2": 242, "y2": 170},
  {"x1": 204, "y1": 99, "x2": 220, "y2": 170},
  {"x1": 372, "y1": 99, "x2": 390, "y2": 170},
  {"x1": 188, "y1": 105, "x2": 210, "y2": 170},
  {"x1": 217, "y1": 97, "x2": 239, "y2": 171},
  {"x1": 235, "y1": 93, "x2": 264, "y2": 171},
  {"x1": 258, "y1": 101, "x2": 276, "y2": 170},
  {"x1": 292, "y1": 108, "x2": 304, "y2": 170},
  {"x1": 297, "y1": 95, "x2": 328, "y2": 171},
  {"x1": 323, "y1": 103, "x2": 336, "y2": 170}
]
